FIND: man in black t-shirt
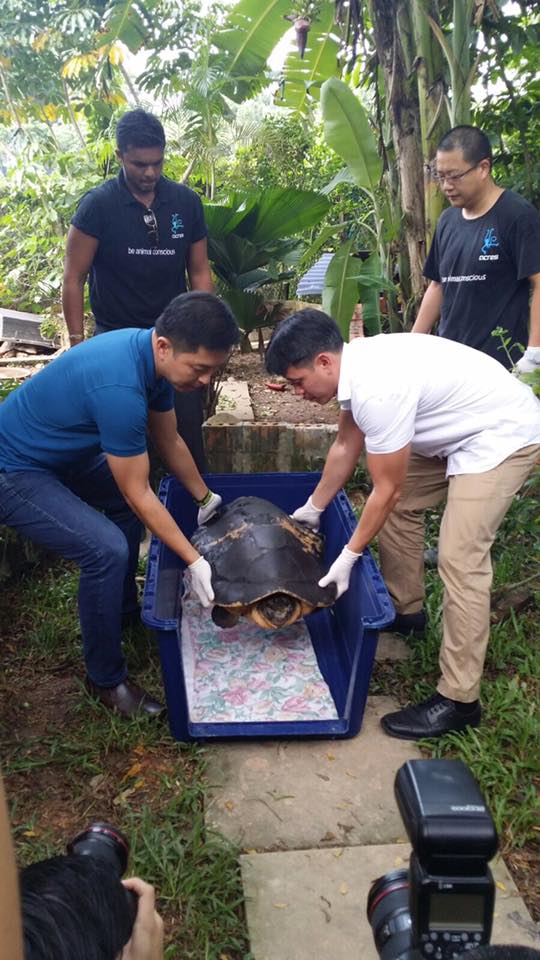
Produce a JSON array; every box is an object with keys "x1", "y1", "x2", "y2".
[
  {"x1": 413, "y1": 125, "x2": 540, "y2": 372},
  {"x1": 62, "y1": 109, "x2": 213, "y2": 469}
]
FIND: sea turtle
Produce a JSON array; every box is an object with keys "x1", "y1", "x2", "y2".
[{"x1": 190, "y1": 495, "x2": 336, "y2": 629}]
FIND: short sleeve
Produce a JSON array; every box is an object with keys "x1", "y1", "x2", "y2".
[
  {"x1": 352, "y1": 386, "x2": 418, "y2": 455},
  {"x1": 190, "y1": 192, "x2": 208, "y2": 244},
  {"x1": 507, "y1": 207, "x2": 540, "y2": 281},
  {"x1": 149, "y1": 379, "x2": 174, "y2": 413},
  {"x1": 71, "y1": 188, "x2": 106, "y2": 240},
  {"x1": 88, "y1": 386, "x2": 149, "y2": 457}
]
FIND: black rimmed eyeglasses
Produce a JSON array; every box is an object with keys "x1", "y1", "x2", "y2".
[
  {"x1": 429, "y1": 159, "x2": 489, "y2": 185},
  {"x1": 143, "y1": 208, "x2": 159, "y2": 248}
]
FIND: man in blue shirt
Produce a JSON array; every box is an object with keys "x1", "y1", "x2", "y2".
[{"x1": 0, "y1": 292, "x2": 238, "y2": 717}]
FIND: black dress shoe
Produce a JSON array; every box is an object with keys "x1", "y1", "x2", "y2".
[
  {"x1": 385, "y1": 610, "x2": 427, "y2": 639},
  {"x1": 381, "y1": 693, "x2": 481, "y2": 740},
  {"x1": 86, "y1": 677, "x2": 165, "y2": 718}
]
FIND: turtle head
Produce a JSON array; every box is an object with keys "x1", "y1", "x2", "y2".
[{"x1": 250, "y1": 593, "x2": 302, "y2": 629}]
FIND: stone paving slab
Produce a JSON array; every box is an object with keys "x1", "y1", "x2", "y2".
[
  {"x1": 375, "y1": 631, "x2": 410, "y2": 661},
  {"x1": 204, "y1": 697, "x2": 422, "y2": 850},
  {"x1": 241, "y1": 844, "x2": 539, "y2": 960},
  {"x1": 205, "y1": 376, "x2": 254, "y2": 424}
]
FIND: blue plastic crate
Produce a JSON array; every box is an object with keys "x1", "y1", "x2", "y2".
[{"x1": 142, "y1": 472, "x2": 394, "y2": 741}]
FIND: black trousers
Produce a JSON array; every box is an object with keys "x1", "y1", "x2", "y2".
[{"x1": 93, "y1": 324, "x2": 207, "y2": 473}]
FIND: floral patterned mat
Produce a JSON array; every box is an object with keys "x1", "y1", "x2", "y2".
[{"x1": 180, "y1": 592, "x2": 338, "y2": 724}]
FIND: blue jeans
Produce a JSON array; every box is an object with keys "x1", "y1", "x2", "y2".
[{"x1": 0, "y1": 455, "x2": 142, "y2": 686}]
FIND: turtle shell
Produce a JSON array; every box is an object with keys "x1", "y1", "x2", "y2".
[{"x1": 190, "y1": 496, "x2": 336, "y2": 628}]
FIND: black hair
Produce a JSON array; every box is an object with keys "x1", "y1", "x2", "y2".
[
  {"x1": 265, "y1": 308, "x2": 343, "y2": 376},
  {"x1": 154, "y1": 291, "x2": 239, "y2": 353},
  {"x1": 437, "y1": 125, "x2": 492, "y2": 166},
  {"x1": 116, "y1": 109, "x2": 166, "y2": 154},
  {"x1": 20, "y1": 855, "x2": 134, "y2": 960},
  {"x1": 465, "y1": 948, "x2": 540, "y2": 959}
]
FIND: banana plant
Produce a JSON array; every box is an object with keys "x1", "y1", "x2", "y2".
[{"x1": 319, "y1": 77, "x2": 400, "y2": 337}]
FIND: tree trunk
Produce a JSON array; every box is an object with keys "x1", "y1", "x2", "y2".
[
  {"x1": 369, "y1": 0, "x2": 426, "y2": 308},
  {"x1": 411, "y1": 0, "x2": 448, "y2": 249}
]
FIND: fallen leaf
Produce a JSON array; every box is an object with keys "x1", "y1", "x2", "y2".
[
  {"x1": 224, "y1": 800, "x2": 234, "y2": 812},
  {"x1": 89, "y1": 774, "x2": 106, "y2": 790},
  {"x1": 394, "y1": 856, "x2": 404, "y2": 867},
  {"x1": 133, "y1": 743, "x2": 146, "y2": 756},
  {"x1": 333, "y1": 848, "x2": 344, "y2": 858},
  {"x1": 121, "y1": 761, "x2": 142, "y2": 782},
  {"x1": 345, "y1": 770, "x2": 358, "y2": 779},
  {"x1": 273, "y1": 902, "x2": 288, "y2": 909},
  {"x1": 320, "y1": 831, "x2": 337, "y2": 842},
  {"x1": 325, "y1": 752, "x2": 336, "y2": 761},
  {"x1": 22, "y1": 829, "x2": 39, "y2": 837},
  {"x1": 340, "y1": 882, "x2": 349, "y2": 895},
  {"x1": 496, "y1": 881, "x2": 507, "y2": 892},
  {"x1": 316, "y1": 773, "x2": 330, "y2": 782}
]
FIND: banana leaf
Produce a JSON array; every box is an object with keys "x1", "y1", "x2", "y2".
[
  {"x1": 320, "y1": 78, "x2": 382, "y2": 194},
  {"x1": 275, "y1": 3, "x2": 340, "y2": 114},
  {"x1": 322, "y1": 238, "x2": 359, "y2": 339},
  {"x1": 213, "y1": 0, "x2": 291, "y2": 91}
]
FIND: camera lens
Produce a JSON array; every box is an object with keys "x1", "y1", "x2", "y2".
[
  {"x1": 367, "y1": 868, "x2": 414, "y2": 960},
  {"x1": 67, "y1": 821, "x2": 130, "y2": 877}
]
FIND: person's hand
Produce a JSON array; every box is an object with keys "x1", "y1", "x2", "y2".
[
  {"x1": 291, "y1": 496, "x2": 324, "y2": 532},
  {"x1": 121, "y1": 877, "x2": 164, "y2": 960},
  {"x1": 318, "y1": 546, "x2": 362, "y2": 599},
  {"x1": 197, "y1": 491, "x2": 222, "y2": 525},
  {"x1": 187, "y1": 556, "x2": 214, "y2": 606},
  {"x1": 514, "y1": 346, "x2": 540, "y2": 375}
]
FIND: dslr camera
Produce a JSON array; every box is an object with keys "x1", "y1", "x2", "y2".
[{"x1": 368, "y1": 759, "x2": 498, "y2": 960}]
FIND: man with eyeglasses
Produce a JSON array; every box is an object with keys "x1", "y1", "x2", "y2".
[
  {"x1": 413, "y1": 125, "x2": 540, "y2": 373},
  {"x1": 63, "y1": 109, "x2": 213, "y2": 471}
]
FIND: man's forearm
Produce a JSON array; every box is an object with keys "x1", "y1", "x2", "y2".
[
  {"x1": 125, "y1": 486, "x2": 199, "y2": 565},
  {"x1": 347, "y1": 485, "x2": 401, "y2": 554},
  {"x1": 62, "y1": 276, "x2": 86, "y2": 342},
  {"x1": 152, "y1": 432, "x2": 207, "y2": 503},
  {"x1": 189, "y1": 266, "x2": 214, "y2": 293},
  {"x1": 528, "y1": 279, "x2": 540, "y2": 347},
  {"x1": 412, "y1": 281, "x2": 442, "y2": 334},
  {"x1": 311, "y1": 438, "x2": 362, "y2": 509}
]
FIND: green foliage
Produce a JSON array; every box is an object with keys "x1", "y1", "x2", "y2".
[
  {"x1": 275, "y1": 2, "x2": 340, "y2": 113},
  {"x1": 204, "y1": 187, "x2": 329, "y2": 336},
  {"x1": 0, "y1": 151, "x2": 100, "y2": 312},
  {"x1": 1, "y1": 560, "x2": 252, "y2": 958}
]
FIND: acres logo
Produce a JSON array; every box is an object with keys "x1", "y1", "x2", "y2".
[
  {"x1": 171, "y1": 213, "x2": 184, "y2": 239},
  {"x1": 478, "y1": 227, "x2": 499, "y2": 261}
]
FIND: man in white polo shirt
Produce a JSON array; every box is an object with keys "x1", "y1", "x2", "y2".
[{"x1": 265, "y1": 309, "x2": 540, "y2": 740}]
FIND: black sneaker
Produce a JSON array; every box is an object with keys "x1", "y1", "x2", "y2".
[
  {"x1": 385, "y1": 610, "x2": 427, "y2": 639},
  {"x1": 380, "y1": 693, "x2": 481, "y2": 740}
]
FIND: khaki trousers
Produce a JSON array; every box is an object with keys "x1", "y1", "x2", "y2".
[{"x1": 378, "y1": 444, "x2": 540, "y2": 702}]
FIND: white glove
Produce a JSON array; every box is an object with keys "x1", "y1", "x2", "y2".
[
  {"x1": 187, "y1": 556, "x2": 214, "y2": 606},
  {"x1": 197, "y1": 491, "x2": 222, "y2": 525},
  {"x1": 514, "y1": 346, "x2": 540, "y2": 375},
  {"x1": 291, "y1": 495, "x2": 324, "y2": 532},
  {"x1": 318, "y1": 546, "x2": 362, "y2": 599}
]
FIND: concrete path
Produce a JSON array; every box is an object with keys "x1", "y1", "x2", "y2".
[{"x1": 203, "y1": 668, "x2": 539, "y2": 956}]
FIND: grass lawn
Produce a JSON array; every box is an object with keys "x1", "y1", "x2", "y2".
[{"x1": 0, "y1": 556, "x2": 253, "y2": 960}]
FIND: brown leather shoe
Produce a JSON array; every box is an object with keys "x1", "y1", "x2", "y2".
[{"x1": 86, "y1": 677, "x2": 165, "y2": 718}]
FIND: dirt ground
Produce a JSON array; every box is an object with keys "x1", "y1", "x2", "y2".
[{"x1": 227, "y1": 350, "x2": 340, "y2": 424}]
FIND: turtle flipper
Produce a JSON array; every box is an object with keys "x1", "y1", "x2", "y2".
[{"x1": 211, "y1": 606, "x2": 240, "y2": 629}]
